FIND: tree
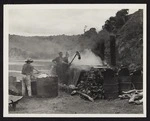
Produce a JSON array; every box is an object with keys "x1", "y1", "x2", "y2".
[{"x1": 103, "y1": 9, "x2": 129, "y2": 33}]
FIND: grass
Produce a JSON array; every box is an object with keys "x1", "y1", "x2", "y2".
[{"x1": 9, "y1": 91, "x2": 143, "y2": 114}]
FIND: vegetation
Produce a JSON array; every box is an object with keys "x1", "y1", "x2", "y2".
[
  {"x1": 103, "y1": 9, "x2": 129, "y2": 34},
  {"x1": 9, "y1": 9, "x2": 143, "y2": 70}
]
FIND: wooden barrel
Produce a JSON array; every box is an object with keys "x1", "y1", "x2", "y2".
[
  {"x1": 103, "y1": 69, "x2": 119, "y2": 99},
  {"x1": 118, "y1": 68, "x2": 132, "y2": 93},
  {"x1": 36, "y1": 77, "x2": 58, "y2": 98},
  {"x1": 131, "y1": 70, "x2": 143, "y2": 90}
]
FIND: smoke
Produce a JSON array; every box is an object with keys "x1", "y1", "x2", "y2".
[{"x1": 69, "y1": 49, "x2": 103, "y2": 66}]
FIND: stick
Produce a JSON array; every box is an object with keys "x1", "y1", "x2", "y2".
[
  {"x1": 122, "y1": 89, "x2": 136, "y2": 94},
  {"x1": 129, "y1": 92, "x2": 143, "y2": 103},
  {"x1": 122, "y1": 89, "x2": 143, "y2": 94},
  {"x1": 76, "y1": 91, "x2": 94, "y2": 102},
  {"x1": 69, "y1": 54, "x2": 77, "y2": 66}
]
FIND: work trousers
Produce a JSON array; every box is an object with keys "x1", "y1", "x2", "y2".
[{"x1": 22, "y1": 75, "x2": 32, "y2": 96}]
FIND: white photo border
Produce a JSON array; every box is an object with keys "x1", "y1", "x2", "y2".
[{"x1": 3, "y1": 4, "x2": 147, "y2": 117}]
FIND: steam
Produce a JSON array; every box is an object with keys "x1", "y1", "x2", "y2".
[
  {"x1": 69, "y1": 49, "x2": 103, "y2": 66},
  {"x1": 49, "y1": 49, "x2": 104, "y2": 73}
]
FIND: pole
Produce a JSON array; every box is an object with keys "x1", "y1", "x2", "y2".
[{"x1": 69, "y1": 54, "x2": 77, "y2": 66}]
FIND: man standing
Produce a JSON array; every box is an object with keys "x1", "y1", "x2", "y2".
[
  {"x1": 52, "y1": 52, "x2": 69, "y2": 83},
  {"x1": 63, "y1": 52, "x2": 70, "y2": 84},
  {"x1": 21, "y1": 58, "x2": 39, "y2": 96},
  {"x1": 52, "y1": 52, "x2": 64, "y2": 83},
  {"x1": 63, "y1": 52, "x2": 69, "y2": 64},
  {"x1": 52, "y1": 52, "x2": 64, "y2": 65}
]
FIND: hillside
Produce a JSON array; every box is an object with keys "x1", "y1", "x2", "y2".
[
  {"x1": 116, "y1": 9, "x2": 143, "y2": 70},
  {"x1": 9, "y1": 35, "x2": 80, "y2": 59},
  {"x1": 9, "y1": 9, "x2": 143, "y2": 70},
  {"x1": 9, "y1": 29, "x2": 100, "y2": 60},
  {"x1": 95, "y1": 9, "x2": 143, "y2": 70}
]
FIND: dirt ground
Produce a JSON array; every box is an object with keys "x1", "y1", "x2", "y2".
[{"x1": 9, "y1": 91, "x2": 143, "y2": 114}]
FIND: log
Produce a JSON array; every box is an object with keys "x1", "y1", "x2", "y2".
[
  {"x1": 129, "y1": 92, "x2": 143, "y2": 103},
  {"x1": 76, "y1": 91, "x2": 94, "y2": 102},
  {"x1": 118, "y1": 94, "x2": 131, "y2": 99},
  {"x1": 134, "y1": 98, "x2": 143, "y2": 105},
  {"x1": 122, "y1": 89, "x2": 143, "y2": 94}
]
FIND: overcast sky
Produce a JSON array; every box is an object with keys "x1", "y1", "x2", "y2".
[{"x1": 8, "y1": 9, "x2": 138, "y2": 36}]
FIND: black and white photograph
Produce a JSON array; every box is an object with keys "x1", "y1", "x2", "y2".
[{"x1": 3, "y1": 4, "x2": 147, "y2": 117}]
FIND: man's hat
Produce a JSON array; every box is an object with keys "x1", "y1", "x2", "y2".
[{"x1": 25, "y1": 58, "x2": 33, "y2": 63}]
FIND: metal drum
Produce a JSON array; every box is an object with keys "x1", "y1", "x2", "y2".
[
  {"x1": 131, "y1": 70, "x2": 143, "y2": 90},
  {"x1": 103, "y1": 69, "x2": 119, "y2": 99},
  {"x1": 118, "y1": 67, "x2": 132, "y2": 94},
  {"x1": 36, "y1": 77, "x2": 58, "y2": 98}
]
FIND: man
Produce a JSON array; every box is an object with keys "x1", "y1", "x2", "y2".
[
  {"x1": 63, "y1": 52, "x2": 70, "y2": 84},
  {"x1": 52, "y1": 52, "x2": 68, "y2": 83},
  {"x1": 63, "y1": 52, "x2": 69, "y2": 64},
  {"x1": 52, "y1": 52, "x2": 64, "y2": 65},
  {"x1": 21, "y1": 58, "x2": 39, "y2": 96},
  {"x1": 52, "y1": 52, "x2": 64, "y2": 82}
]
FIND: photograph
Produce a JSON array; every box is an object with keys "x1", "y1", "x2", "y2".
[{"x1": 3, "y1": 4, "x2": 147, "y2": 117}]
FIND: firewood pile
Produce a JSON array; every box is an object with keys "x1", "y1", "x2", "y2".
[
  {"x1": 71, "y1": 68, "x2": 105, "y2": 102},
  {"x1": 70, "y1": 66, "x2": 143, "y2": 102}
]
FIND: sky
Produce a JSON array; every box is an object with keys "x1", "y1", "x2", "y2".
[{"x1": 8, "y1": 8, "x2": 138, "y2": 36}]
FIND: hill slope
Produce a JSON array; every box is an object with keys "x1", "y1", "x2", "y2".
[
  {"x1": 9, "y1": 9, "x2": 143, "y2": 70},
  {"x1": 116, "y1": 9, "x2": 143, "y2": 69}
]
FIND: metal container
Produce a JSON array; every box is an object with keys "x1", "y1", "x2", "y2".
[
  {"x1": 103, "y1": 69, "x2": 119, "y2": 99},
  {"x1": 131, "y1": 70, "x2": 143, "y2": 90},
  {"x1": 118, "y1": 76, "x2": 132, "y2": 93},
  {"x1": 118, "y1": 68, "x2": 132, "y2": 93},
  {"x1": 36, "y1": 77, "x2": 58, "y2": 98}
]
